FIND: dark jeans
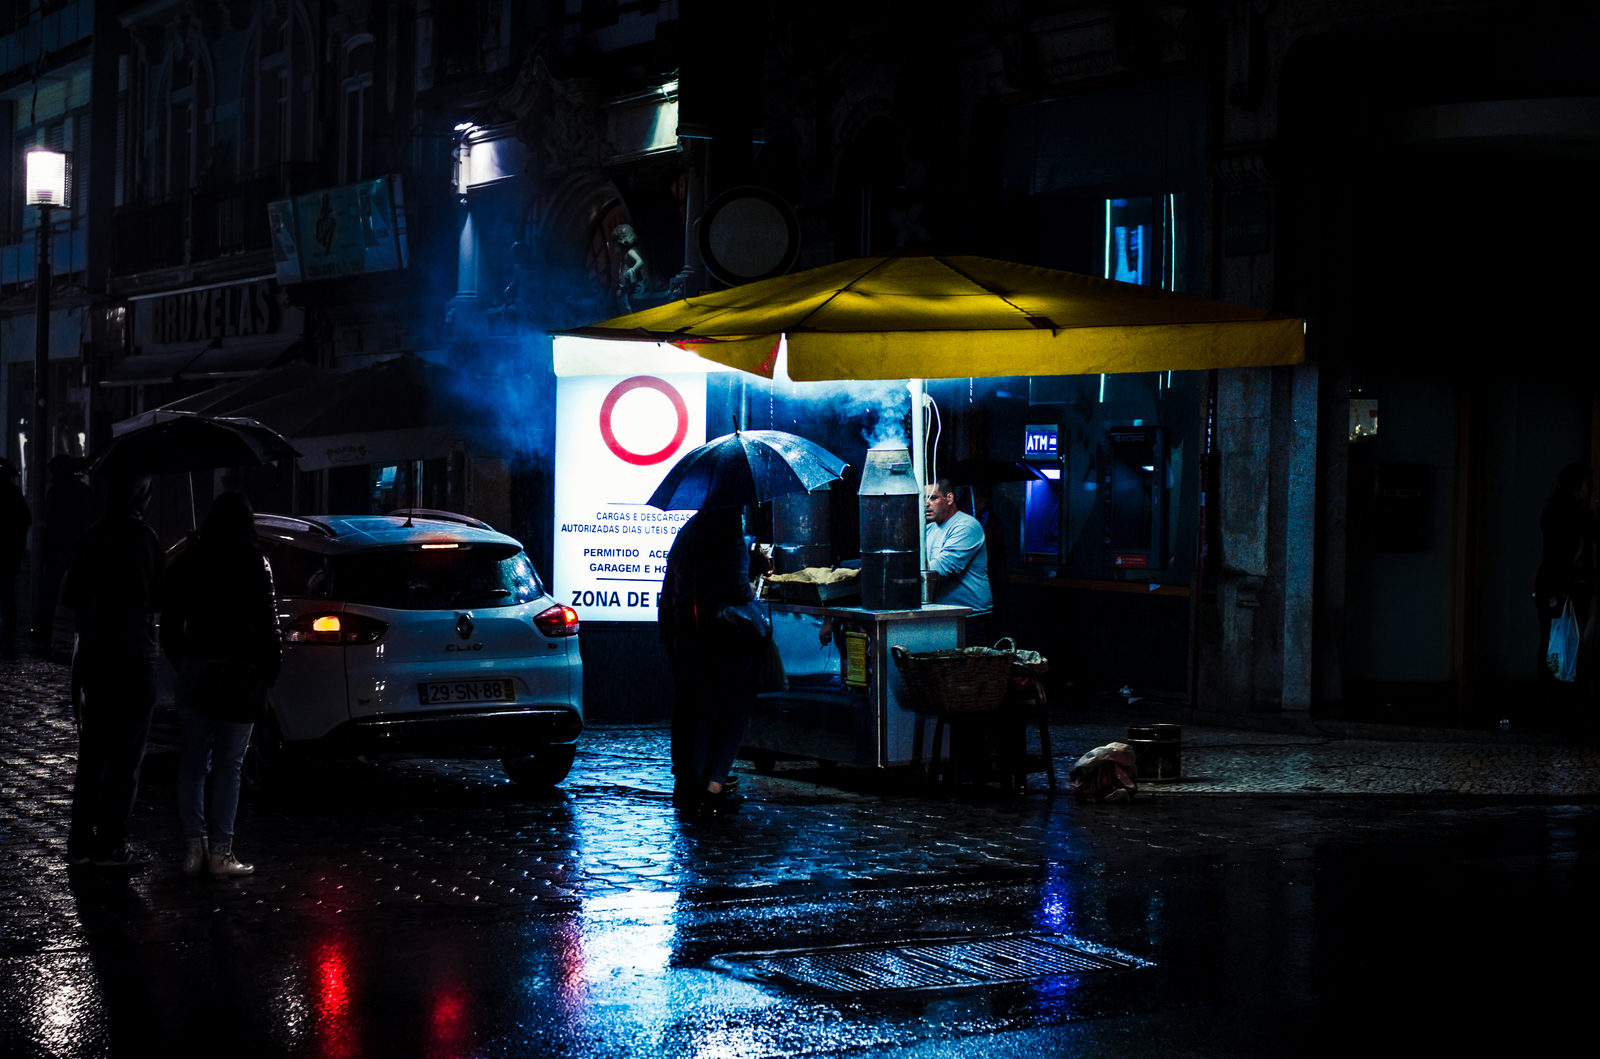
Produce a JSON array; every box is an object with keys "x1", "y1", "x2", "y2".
[
  {"x1": 965, "y1": 615, "x2": 993, "y2": 650},
  {"x1": 69, "y1": 658, "x2": 158, "y2": 860},
  {"x1": 669, "y1": 640, "x2": 756, "y2": 790}
]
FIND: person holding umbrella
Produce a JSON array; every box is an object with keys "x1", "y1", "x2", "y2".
[
  {"x1": 652, "y1": 429, "x2": 847, "y2": 816},
  {"x1": 659, "y1": 506, "x2": 760, "y2": 815},
  {"x1": 62, "y1": 476, "x2": 163, "y2": 867}
]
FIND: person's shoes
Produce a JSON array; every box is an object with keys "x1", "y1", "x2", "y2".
[
  {"x1": 180, "y1": 838, "x2": 209, "y2": 877},
  {"x1": 208, "y1": 842, "x2": 253, "y2": 878},
  {"x1": 90, "y1": 848, "x2": 152, "y2": 868},
  {"x1": 721, "y1": 774, "x2": 741, "y2": 794},
  {"x1": 65, "y1": 850, "x2": 91, "y2": 866},
  {"x1": 1104, "y1": 787, "x2": 1131, "y2": 804}
]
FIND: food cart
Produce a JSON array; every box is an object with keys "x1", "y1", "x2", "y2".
[{"x1": 746, "y1": 601, "x2": 970, "y2": 770}]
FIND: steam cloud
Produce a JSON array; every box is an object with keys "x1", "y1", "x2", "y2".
[{"x1": 783, "y1": 378, "x2": 911, "y2": 450}]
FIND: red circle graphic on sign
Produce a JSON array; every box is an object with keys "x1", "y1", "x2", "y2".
[{"x1": 598, "y1": 376, "x2": 689, "y2": 466}]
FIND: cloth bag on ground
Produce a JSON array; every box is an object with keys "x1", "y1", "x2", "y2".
[
  {"x1": 1069, "y1": 741, "x2": 1138, "y2": 803},
  {"x1": 1547, "y1": 599, "x2": 1580, "y2": 683}
]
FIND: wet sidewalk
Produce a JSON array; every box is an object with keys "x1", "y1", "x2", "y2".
[{"x1": 4, "y1": 655, "x2": 1598, "y2": 1058}]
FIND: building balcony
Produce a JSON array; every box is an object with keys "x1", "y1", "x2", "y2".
[{"x1": 109, "y1": 163, "x2": 319, "y2": 279}]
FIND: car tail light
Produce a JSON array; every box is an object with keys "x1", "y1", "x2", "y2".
[
  {"x1": 533, "y1": 604, "x2": 580, "y2": 637},
  {"x1": 283, "y1": 612, "x2": 389, "y2": 645}
]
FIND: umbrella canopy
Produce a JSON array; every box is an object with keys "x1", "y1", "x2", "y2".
[
  {"x1": 648, "y1": 430, "x2": 847, "y2": 511},
  {"x1": 83, "y1": 413, "x2": 301, "y2": 477},
  {"x1": 561, "y1": 254, "x2": 1303, "y2": 381}
]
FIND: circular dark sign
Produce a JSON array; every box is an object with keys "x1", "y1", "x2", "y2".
[{"x1": 697, "y1": 185, "x2": 802, "y2": 286}]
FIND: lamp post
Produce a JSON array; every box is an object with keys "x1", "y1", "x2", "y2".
[{"x1": 25, "y1": 147, "x2": 69, "y2": 650}]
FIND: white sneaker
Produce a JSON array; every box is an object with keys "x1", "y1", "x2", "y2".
[
  {"x1": 208, "y1": 841, "x2": 254, "y2": 878},
  {"x1": 180, "y1": 837, "x2": 209, "y2": 877}
]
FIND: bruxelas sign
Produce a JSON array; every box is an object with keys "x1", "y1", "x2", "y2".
[
  {"x1": 553, "y1": 372, "x2": 707, "y2": 622},
  {"x1": 153, "y1": 282, "x2": 277, "y2": 343}
]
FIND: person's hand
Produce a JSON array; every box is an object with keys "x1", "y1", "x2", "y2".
[{"x1": 818, "y1": 617, "x2": 833, "y2": 647}]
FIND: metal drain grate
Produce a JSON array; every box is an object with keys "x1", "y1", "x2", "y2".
[{"x1": 710, "y1": 933, "x2": 1140, "y2": 993}]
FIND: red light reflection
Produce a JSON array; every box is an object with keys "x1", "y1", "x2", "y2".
[
  {"x1": 312, "y1": 937, "x2": 360, "y2": 1059},
  {"x1": 428, "y1": 984, "x2": 471, "y2": 1058}
]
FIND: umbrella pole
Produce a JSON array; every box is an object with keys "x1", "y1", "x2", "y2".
[{"x1": 909, "y1": 379, "x2": 929, "y2": 602}]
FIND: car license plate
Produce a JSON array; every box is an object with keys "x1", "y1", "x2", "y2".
[{"x1": 418, "y1": 678, "x2": 516, "y2": 706}]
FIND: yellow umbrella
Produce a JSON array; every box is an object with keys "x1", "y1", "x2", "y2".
[{"x1": 563, "y1": 254, "x2": 1303, "y2": 381}]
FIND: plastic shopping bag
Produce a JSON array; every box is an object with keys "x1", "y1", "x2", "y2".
[{"x1": 1547, "y1": 599, "x2": 1580, "y2": 683}]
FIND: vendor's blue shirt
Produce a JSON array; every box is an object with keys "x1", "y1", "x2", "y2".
[{"x1": 924, "y1": 510, "x2": 993, "y2": 617}]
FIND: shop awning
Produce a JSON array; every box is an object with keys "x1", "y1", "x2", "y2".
[
  {"x1": 112, "y1": 360, "x2": 331, "y2": 436},
  {"x1": 178, "y1": 339, "x2": 311, "y2": 380},
  {"x1": 559, "y1": 254, "x2": 1304, "y2": 380},
  {"x1": 100, "y1": 339, "x2": 308, "y2": 387},
  {"x1": 100, "y1": 349, "x2": 208, "y2": 387}
]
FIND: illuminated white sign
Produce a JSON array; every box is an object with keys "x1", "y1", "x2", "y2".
[
  {"x1": 553, "y1": 372, "x2": 707, "y2": 622},
  {"x1": 1024, "y1": 424, "x2": 1058, "y2": 458}
]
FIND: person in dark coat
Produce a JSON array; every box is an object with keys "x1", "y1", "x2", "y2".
[
  {"x1": 1535, "y1": 462, "x2": 1598, "y2": 686},
  {"x1": 0, "y1": 458, "x2": 30, "y2": 660},
  {"x1": 63, "y1": 475, "x2": 163, "y2": 867},
  {"x1": 38, "y1": 455, "x2": 94, "y2": 652},
  {"x1": 658, "y1": 507, "x2": 758, "y2": 815},
  {"x1": 160, "y1": 491, "x2": 280, "y2": 877}
]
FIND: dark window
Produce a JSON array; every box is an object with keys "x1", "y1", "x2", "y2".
[
  {"x1": 260, "y1": 541, "x2": 328, "y2": 597},
  {"x1": 325, "y1": 547, "x2": 544, "y2": 610}
]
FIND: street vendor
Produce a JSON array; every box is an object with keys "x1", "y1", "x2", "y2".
[{"x1": 924, "y1": 478, "x2": 993, "y2": 643}]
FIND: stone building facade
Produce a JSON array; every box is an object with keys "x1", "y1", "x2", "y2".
[{"x1": 0, "y1": 1, "x2": 1591, "y2": 722}]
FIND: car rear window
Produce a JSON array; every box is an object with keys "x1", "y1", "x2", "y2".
[
  {"x1": 325, "y1": 547, "x2": 544, "y2": 610},
  {"x1": 261, "y1": 542, "x2": 543, "y2": 610}
]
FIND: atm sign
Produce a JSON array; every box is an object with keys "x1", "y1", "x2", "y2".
[{"x1": 1024, "y1": 424, "x2": 1058, "y2": 458}]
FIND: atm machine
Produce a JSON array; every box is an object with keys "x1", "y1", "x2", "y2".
[
  {"x1": 1103, "y1": 426, "x2": 1165, "y2": 571},
  {"x1": 1021, "y1": 423, "x2": 1064, "y2": 567}
]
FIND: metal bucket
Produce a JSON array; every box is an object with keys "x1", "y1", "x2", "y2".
[
  {"x1": 1127, "y1": 723, "x2": 1181, "y2": 781},
  {"x1": 858, "y1": 449, "x2": 922, "y2": 611},
  {"x1": 861, "y1": 548, "x2": 920, "y2": 611},
  {"x1": 774, "y1": 484, "x2": 831, "y2": 573}
]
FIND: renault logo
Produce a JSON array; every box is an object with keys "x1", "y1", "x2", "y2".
[{"x1": 456, "y1": 614, "x2": 474, "y2": 639}]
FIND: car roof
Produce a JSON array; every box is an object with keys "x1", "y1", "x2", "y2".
[{"x1": 254, "y1": 513, "x2": 523, "y2": 555}]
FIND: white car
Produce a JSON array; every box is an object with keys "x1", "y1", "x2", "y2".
[{"x1": 158, "y1": 510, "x2": 583, "y2": 786}]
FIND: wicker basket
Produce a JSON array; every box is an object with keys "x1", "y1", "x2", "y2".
[{"x1": 890, "y1": 645, "x2": 1013, "y2": 715}]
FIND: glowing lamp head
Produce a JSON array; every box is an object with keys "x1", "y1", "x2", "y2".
[
  {"x1": 311, "y1": 615, "x2": 341, "y2": 633},
  {"x1": 25, "y1": 149, "x2": 70, "y2": 208}
]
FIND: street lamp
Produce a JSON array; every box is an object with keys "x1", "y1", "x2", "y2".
[{"x1": 25, "y1": 147, "x2": 69, "y2": 650}]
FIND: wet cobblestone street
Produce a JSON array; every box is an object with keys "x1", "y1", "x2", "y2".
[{"x1": 4, "y1": 656, "x2": 1597, "y2": 1057}]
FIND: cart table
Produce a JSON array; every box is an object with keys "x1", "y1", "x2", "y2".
[{"x1": 745, "y1": 602, "x2": 971, "y2": 769}]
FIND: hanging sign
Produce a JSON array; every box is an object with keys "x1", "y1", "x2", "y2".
[
  {"x1": 268, "y1": 175, "x2": 409, "y2": 284},
  {"x1": 553, "y1": 372, "x2": 707, "y2": 622}
]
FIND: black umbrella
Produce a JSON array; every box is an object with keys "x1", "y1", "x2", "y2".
[
  {"x1": 648, "y1": 430, "x2": 847, "y2": 511},
  {"x1": 944, "y1": 458, "x2": 1046, "y2": 485},
  {"x1": 83, "y1": 414, "x2": 302, "y2": 478}
]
